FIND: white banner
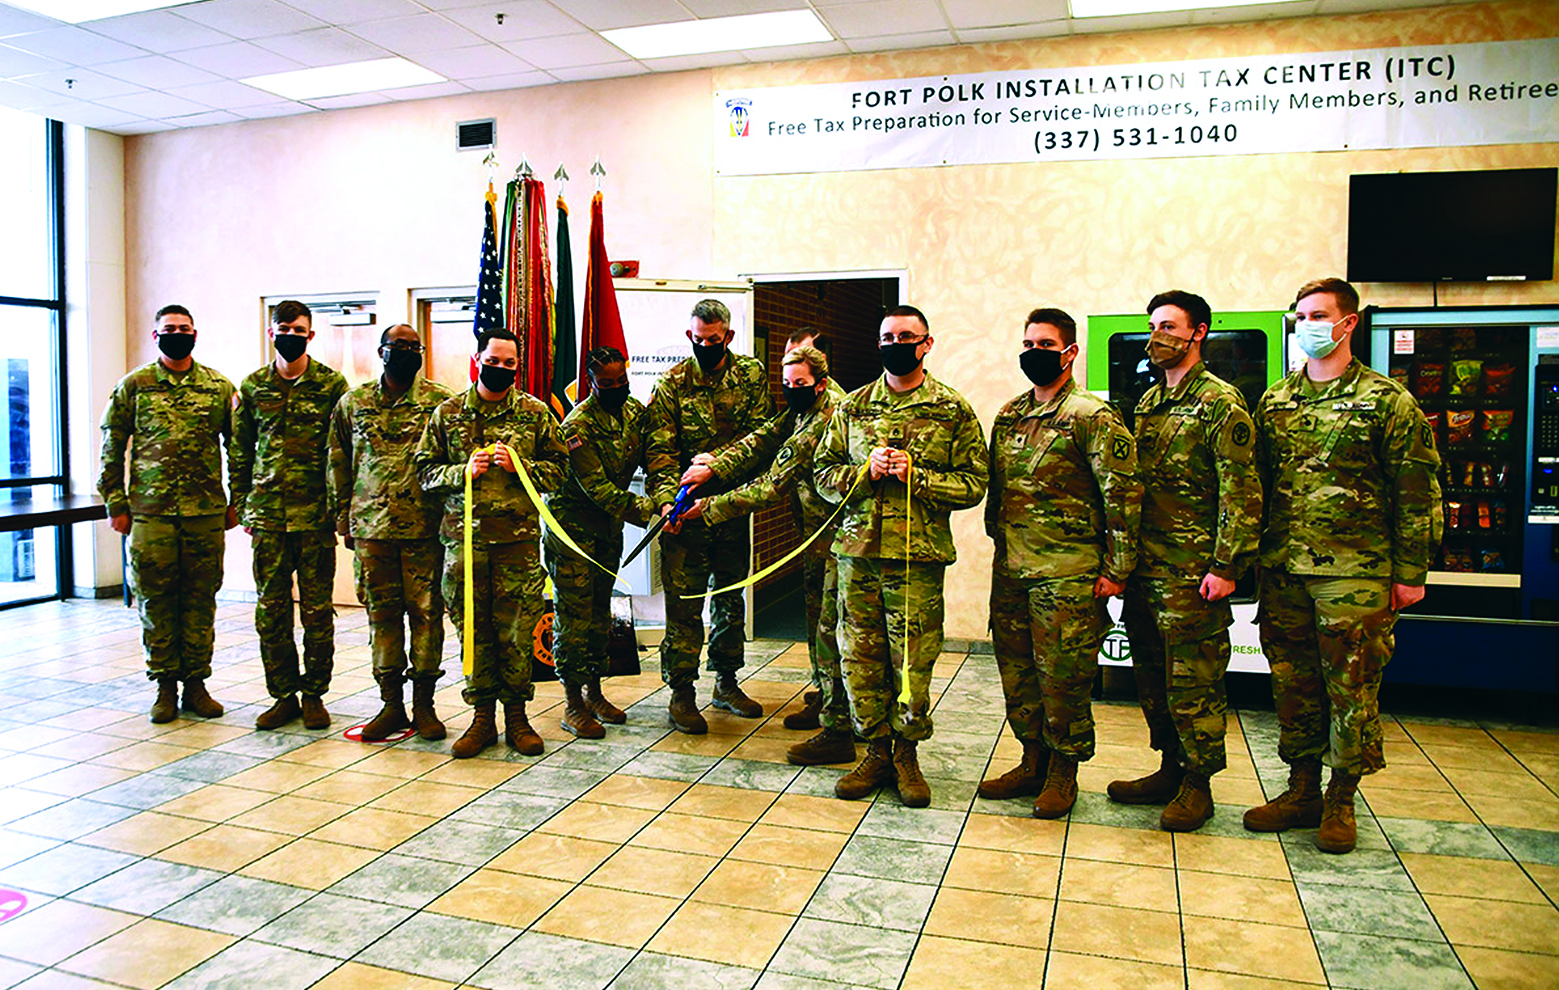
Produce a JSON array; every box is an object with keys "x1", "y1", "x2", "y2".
[{"x1": 715, "y1": 38, "x2": 1559, "y2": 176}]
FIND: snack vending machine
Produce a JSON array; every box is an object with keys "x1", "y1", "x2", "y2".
[{"x1": 1366, "y1": 306, "x2": 1559, "y2": 692}]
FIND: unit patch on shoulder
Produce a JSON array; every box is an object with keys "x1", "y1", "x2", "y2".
[
  {"x1": 777, "y1": 446, "x2": 794, "y2": 464},
  {"x1": 1111, "y1": 435, "x2": 1131, "y2": 461},
  {"x1": 1232, "y1": 421, "x2": 1251, "y2": 447},
  {"x1": 566, "y1": 435, "x2": 583, "y2": 451},
  {"x1": 1422, "y1": 424, "x2": 1435, "y2": 450}
]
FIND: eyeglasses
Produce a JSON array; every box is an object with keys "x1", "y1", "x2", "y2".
[
  {"x1": 879, "y1": 333, "x2": 928, "y2": 346},
  {"x1": 382, "y1": 344, "x2": 424, "y2": 355}
]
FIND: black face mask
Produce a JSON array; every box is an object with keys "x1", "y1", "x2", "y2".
[
  {"x1": 879, "y1": 340, "x2": 924, "y2": 377},
  {"x1": 158, "y1": 333, "x2": 195, "y2": 361},
  {"x1": 382, "y1": 348, "x2": 421, "y2": 384},
  {"x1": 478, "y1": 363, "x2": 517, "y2": 394},
  {"x1": 783, "y1": 384, "x2": 818, "y2": 414},
  {"x1": 595, "y1": 383, "x2": 630, "y2": 412},
  {"x1": 1020, "y1": 346, "x2": 1069, "y2": 387},
  {"x1": 692, "y1": 341, "x2": 726, "y2": 372},
  {"x1": 273, "y1": 333, "x2": 308, "y2": 362}
]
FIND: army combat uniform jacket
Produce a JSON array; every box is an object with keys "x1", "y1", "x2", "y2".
[
  {"x1": 704, "y1": 386, "x2": 840, "y2": 543},
  {"x1": 231, "y1": 359, "x2": 349, "y2": 532},
  {"x1": 645, "y1": 352, "x2": 775, "y2": 505},
  {"x1": 329, "y1": 375, "x2": 455, "y2": 541},
  {"x1": 549, "y1": 395, "x2": 659, "y2": 532},
  {"x1": 98, "y1": 360, "x2": 235, "y2": 520}
]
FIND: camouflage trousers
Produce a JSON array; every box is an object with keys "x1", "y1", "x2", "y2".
[
  {"x1": 802, "y1": 553, "x2": 849, "y2": 733},
  {"x1": 443, "y1": 539, "x2": 543, "y2": 707},
  {"x1": 1258, "y1": 568, "x2": 1396, "y2": 776},
  {"x1": 252, "y1": 528, "x2": 336, "y2": 700},
  {"x1": 128, "y1": 514, "x2": 225, "y2": 682},
  {"x1": 1122, "y1": 575, "x2": 1233, "y2": 775},
  {"x1": 352, "y1": 538, "x2": 444, "y2": 687},
  {"x1": 837, "y1": 556, "x2": 945, "y2": 742},
  {"x1": 658, "y1": 517, "x2": 748, "y2": 689},
  {"x1": 990, "y1": 571, "x2": 1109, "y2": 760},
  {"x1": 543, "y1": 525, "x2": 623, "y2": 687}
]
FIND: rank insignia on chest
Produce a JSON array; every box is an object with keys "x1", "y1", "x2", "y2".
[
  {"x1": 1232, "y1": 421, "x2": 1251, "y2": 446},
  {"x1": 1332, "y1": 401, "x2": 1376, "y2": 411},
  {"x1": 566, "y1": 435, "x2": 583, "y2": 451}
]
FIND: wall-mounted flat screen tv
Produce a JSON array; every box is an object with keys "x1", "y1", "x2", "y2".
[{"x1": 1347, "y1": 168, "x2": 1557, "y2": 283}]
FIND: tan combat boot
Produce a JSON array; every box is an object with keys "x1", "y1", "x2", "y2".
[
  {"x1": 410, "y1": 679, "x2": 445, "y2": 740},
  {"x1": 835, "y1": 738, "x2": 894, "y2": 800},
  {"x1": 150, "y1": 679, "x2": 179, "y2": 724},
  {"x1": 711, "y1": 672, "x2": 762, "y2": 718},
  {"x1": 786, "y1": 729, "x2": 856, "y2": 766},
  {"x1": 452, "y1": 702, "x2": 497, "y2": 758},
  {"x1": 361, "y1": 675, "x2": 410, "y2": 742},
  {"x1": 504, "y1": 702, "x2": 545, "y2": 756},
  {"x1": 1107, "y1": 750, "x2": 1183, "y2": 805},
  {"x1": 1242, "y1": 758, "x2": 1324, "y2": 833},
  {"x1": 978, "y1": 739, "x2": 1048, "y2": 800},
  {"x1": 180, "y1": 679, "x2": 224, "y2": 719},
  {"x1": 783, "y1": 689, "x2": 824, "y2": 731},
  {"x1": 1159, "y1": 771, "x2": 1214, "y2": 832},
  {"x1": 667, "y1": 685, "x2": 708, "y2": 734},
  {"x1": 254, "y1": 694, "x2": 301, "y2": 730},
  {"x1": 561, "y1": 682, "x2": 605, "y2": 739},
  {"x1": 1032, "y1": 752, "x2": 1079, "y2": 820},
  {"x1": 893, "y1": 738, "x2": 931, "y2": 808},
  {"x1": 300, "y1": 694, "x2": 331, "y2": 730},
  {"x1": 585, "y1": 677, "x2": 626, "y2": 724},
  {"x1": 1316, "y1": 770, "x2": 1361, "y2": 854}
]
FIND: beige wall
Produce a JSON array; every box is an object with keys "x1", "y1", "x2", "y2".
[{"x1": 118, "y1": 0, "x2": 1558, "y2": 636}]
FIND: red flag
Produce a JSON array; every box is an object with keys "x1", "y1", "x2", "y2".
[
  {"x1": 578, "y1": 191, "x2": 627, "y2": 400},
  {"x1": 500, "y1": 177, "x2": 554, "y2": 401}
]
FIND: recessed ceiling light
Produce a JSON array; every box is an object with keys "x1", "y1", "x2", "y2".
[
  {"x1": 3, "y1": 1, "x2": 201, "y2": 23},
  {"x1": 1070, "y1": 0, "x2": 1281, "y2": 15},
  {"x1": 602, "y1": 9, "x2": 832, "y2": 60},
  {"x1": 241, "y1": 58, "x2": 444, "y2": 101}
]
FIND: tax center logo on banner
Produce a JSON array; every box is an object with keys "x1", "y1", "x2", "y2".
[{"x1": 727, "y1": 98, "x2": 752, "y2": 137}]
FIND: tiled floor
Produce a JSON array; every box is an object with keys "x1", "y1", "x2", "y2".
[{"x1": 0, "y1": 599, "x2": 1555, "y2": 990}]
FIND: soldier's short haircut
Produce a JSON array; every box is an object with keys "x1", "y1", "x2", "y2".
[
  {"x1": 1026, "y1": 307, "x2": 1077, "y2": 347},
  {"x1": 1294, "y1": 277, "x2": 1360, "y2": 316},
  {"x1": 378, "y1": 323, "x2": 415, "y2": 346},
  {"x1": 1147, "y1": 290, "x2": 1211, "y2": 332},
  {"x1": 787, "y1": 326, "x2": 825, "y2": 348},
  {"x1": 782, "y1": 344, "x2": 829, "y2": 380},
  {"x1": 272, "y1": 299, "x2": 312, "y2": 326},
  {"x1": 476, "y1": 327, "x2": 518, "y2": 353},
  {"x1": 585, "y1": 346, "x2": 626, "y2": 376},
  {"x1": 156, "y1": 304, "x2": 191, "y2": 323},
  {"x1": 883, "y1": 305, "x2": 929, "y2": 332},
  {"x1": 690, "y1": 299, "x2": 730, "y2": 327}
]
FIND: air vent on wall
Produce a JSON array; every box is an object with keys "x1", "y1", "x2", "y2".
[{"x1": 457, "y1": 118, "x2": 496, "y2": 152}]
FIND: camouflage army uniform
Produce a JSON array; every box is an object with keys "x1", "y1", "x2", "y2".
[
  {"x1": 545, "y1": 394, "x2": 661, "y2": 686},
  {"x1": 231, "y1": 359, "x2": 349, "y2": 700},
  {"x1": 1254, "y1": 359, "x2": 1441, "y2": 775},
  {"x1": 645, "y1": 353, "x2": 775, "y2": 688},
  {"x1": 1122, "y1": 362, "x2": 1261, "y2": 775},
  {"x1": 815, "y1": 373, "x2": 987, "y2": 742},
  {"x1": 986, "y1": 380, "x2": 1141, "y2": 760},
  {"x1": 415, "y1": 386, "x2": 569, "y2": 707},
  {"x1": 328, "y1": 374, "x2": 454, "y2": 689},
  {"x1": 704, "y1": 384, "x2": 846, "y2": 732},
  {"x1": 98, "y1": 361, "x2": 236, "y2": 683}
]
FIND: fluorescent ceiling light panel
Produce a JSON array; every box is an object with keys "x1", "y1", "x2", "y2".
[
  {"x1": 1070, "y1": 0, "x2": 1278, "y2": 15},
  {"x1": 4, "y1": 1, "x2": 198, "y2": 23},
  {"x1": 241, "y1": 57, "x2": 444, "y2": 100},
  {"x1": 602, "y1": 9, "x2": 831, "y2": 60}
]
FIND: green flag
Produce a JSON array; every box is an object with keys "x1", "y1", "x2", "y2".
[{"x1": 551, "y1": 194, "x2": 577, "y2": 417}]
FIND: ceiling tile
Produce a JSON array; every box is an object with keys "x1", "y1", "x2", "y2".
[
  {"x1": 941, "y1": 0, "x2": 1068, "y2": 30},
  {"x1": 641, "y1": 50, "x2": 749, "y2": 72},
  {"x1": 283, "y1": 0, "x2": 425, "y2": 23},
  {"x1": 0, "y1": 6, "x2": 62, "y2": 38},
  {"x1": 502, "y1": 31, "x2": 626, "y2": 69},
  {"x1": 546, "y1": 60, "x2": 647, "y2": 82},
  {"x1": 112, "y1": 119, "x2": 181, "y2": 133},
  {"x1": 0, "y1": 42, "x2": 67, "y2": 77},
  {"x1": 1068, "y1": 10, "x2": 1193, "y2": 34},
  {"x1": 2, "y1": 25, "x2": 148, "y2": 65},
  {"x1": 35, "y1": 99, "x2": 144, "y2": 128},
  {"x1": 349, "y1": 13, "x2": 487, "y2": 53},
  {"x1": 845, "y1": 29, "x2": 956, "y2": 52},
  {"x1": 175, "y1": 0, "x2": 328, "y2": 40},
  {"x1": 1189, "y1": 0, "x2": 1314, "y2": 23},
  {"x1": 252, "y1": 27, "x2": 390, "y2": 66},
  {"x1": 440, "y1": 2, "x2": 586, "y2": 42},
  {"x1": 166, "y1": 109, "x2": 245, "y2": 127},
  {"x1": 82, "y1": 10, "x2": 236, "y2": 53},
  {"x1": 381, "y1": 79, "x2": 469, "y2": 99},
  {"x1": 97, "y1": 89, "x2": 212, "y2": 117},
  {"x1": 96, "y1": 54, "x2": 220, "y2": 88},
  {"x1": 461, "y1": 68, "x2": 556, "y2": 90},
  {"x1": 164, "y1": 79, "x2": 277, "y2": 109},
  {"x1": 819, "y1": 1, "x2": 945, "y2": 39},
  {"x1": 12, "y1": 67, "x2": 145, "y2": 99},
  {"x1": 747, "y1": 40, "x2": 850, "y2": 62},
  {"x1": 172, "y1": 40, "x2": 305, "y2": 76},
  {"x1": 680, "y1": 0, "x2": 801, "y2": 15},
  {"x1": 306, "y1": 92, "x2": 392, "y2": 108},
  {"x1": 230, "y1": 100, "x2": 314, "y2": 118},
  {"x1": 0, "y1": 77, "x2": 73, "y2": 109},
  {"x1": 955, "y1": 21, "x2": 1067, "y2": 42},
  {"x1": 412, "y1": 44, "x2": 537, "y2": 79},
  {"x1": 544, "y1": 0, "x2": 694, "y2": 31}
]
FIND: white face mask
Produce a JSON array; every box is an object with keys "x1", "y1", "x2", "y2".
[{"x1": 1295, "y1": 317, "x2": 1348, "y2": 359}]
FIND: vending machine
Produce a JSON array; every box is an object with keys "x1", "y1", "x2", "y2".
[{"x1": 1366, "y1": 306, "x2": 1559, "y2": 692}]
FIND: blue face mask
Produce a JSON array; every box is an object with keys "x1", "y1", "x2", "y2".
[{"x1": 1295, "y1": 317, "x2": 1348, "y2": 359}]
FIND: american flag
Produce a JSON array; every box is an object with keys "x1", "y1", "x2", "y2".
[{"x1": 473, "y1": 198, "x2": 504, "y2": 341}]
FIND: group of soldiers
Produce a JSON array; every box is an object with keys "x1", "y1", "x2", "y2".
[{"x1": 99, "y1": 275, "x2": 1439, "y2": 855}]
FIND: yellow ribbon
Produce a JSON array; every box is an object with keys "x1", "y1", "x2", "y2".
[
  {"x1": 899, "y1": 453, "x2": 913, "y2": 706},
  {"x1": 462, "y1": 444, "x2": 496, "y2": 678}
]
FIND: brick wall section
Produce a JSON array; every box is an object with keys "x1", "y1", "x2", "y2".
[{"x1": 747, "y1": 278, "x2": 896, "y2": 592}]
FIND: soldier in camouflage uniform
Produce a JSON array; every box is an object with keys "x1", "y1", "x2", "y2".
[
  {"x1": 231, "y1": 300, "x2": 349, "y2": 732},
  {"x1": 1105, "y1": 291, "x2": 1262, "y2": 832},
  {"x1": 415, "y1": 328, "x2": 569, "y2": 759},
  {"x1": 815, "y1": 307, "x2": 987, "y2": 808},
  {"x1": 99, "y1": 304, "x2": 236, "y2": 723},
  {"x1": 328, "y1": 323, "x2": 454, "y2": 743},
  {"x1": 645, "y1": 299, "x2": 775, "y2": 733},
  {"x1": 980, "y1": 308, "x2": 1141, "y2": 820},
  {"x1": 682, "y1": 345, "x2": 854, "y2": 767},
  {"x1": 546, "y1": 346, "x2": 663, "y2": 739},
  {"x1": 1247, "y1": 278, "x2": 1442, "y2": 853}
]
